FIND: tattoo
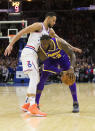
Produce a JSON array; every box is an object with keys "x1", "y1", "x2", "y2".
[
  {"x1": 60, "y1": 38, "x2": 73, "y2": 49},
  {"x1": 58, "y1": 39, "x2": 76, "y2": 67}
]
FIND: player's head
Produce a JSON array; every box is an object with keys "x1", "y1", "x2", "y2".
[
  {"x1": 40, "y1": 35, "x2": 51, "y2": 41},
  {"x1": 40, "y1": 35, "x2": 51, "y2": 49},
  {"x1": 45, "y1": 12, "x2": 56, "y2": 28}
]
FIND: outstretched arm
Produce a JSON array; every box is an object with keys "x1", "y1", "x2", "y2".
[
  {"x1": 4, "y1": 23, "x2": 42, "y2": 56},
  {"x1": 49, "y1": 28, "x2": 82, "y2": 53},
  {"x1": 60, "y1": 38, "x2": 82, "y2": 53},
  {"x1": 58, "y1": 38, "x2": 76, "y2": 68}
]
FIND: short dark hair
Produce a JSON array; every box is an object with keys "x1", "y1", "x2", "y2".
[
  {"x1": 40, "y1": 35, "x2": 51, "y2": 41},
  {"x1": 45, "y1": 12, "x2": 56, "y2": 18}
]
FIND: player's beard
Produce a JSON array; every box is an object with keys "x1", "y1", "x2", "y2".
[{"x1": 48, "y1": 23, "x2": 53, "y2": 28}]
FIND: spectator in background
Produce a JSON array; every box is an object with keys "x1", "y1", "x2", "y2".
[
  {"x1": 86, "y1": 65, "x2": 94, "y2": 82},
  {"x1": 83, "y1": 63, "x2": 89, "y2": 82},
  {"x1": 0, "y1": 65, "x2": 2, "y2": 82},
  {"x1": 2, "y1": 65, "x2": 9, "y2": 82},
  {"x1": 75, "y1": 64, "x2": 80, "y2": 82},
  {"x1": 8, "y1": 65, "x2": 15, "y2": 82},
  {"x1": 92, "y1": 65, "x2": 95, "y2": 82},
  {"x1": 79, "y1": 65, "x2": 85, "y2": 82}
]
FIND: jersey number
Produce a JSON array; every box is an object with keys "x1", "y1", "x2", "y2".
[{"x1": 27, "y1": 61, "x2": 32, "y2": 67}]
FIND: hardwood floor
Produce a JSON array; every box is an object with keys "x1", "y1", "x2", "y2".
[{"x1": 0, "y1": 83, "x2": 95, "y2": 131}]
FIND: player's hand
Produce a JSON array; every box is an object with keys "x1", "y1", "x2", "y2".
[
  {"x1": 61, "y1": 66, "x2": 76, "y2": 85},
  {"x1": 73, "y1": 47, "x2": 82, "y2": 53},
  {"x1": 65, "y1": 66, "x2": 74, "y2": 80},
  {"x1": 4, "y1": 45, "x2": 13, "y2": 56},
  {"x1": 67, "y1": 66, "x2": 74, "y2": 74},
  {"x1": 60, "y1": 66, "x2": 74, "y2": 75}
]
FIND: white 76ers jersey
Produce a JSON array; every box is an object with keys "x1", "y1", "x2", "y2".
[
  {"x1": 21, "y1": 23, "x2": 49, "y2": 73},
  {"x1": 26, "y1": 23, "x2": 49, "y2": 52}
]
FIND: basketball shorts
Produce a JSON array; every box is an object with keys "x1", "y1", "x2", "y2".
[{"x1": 21, "y1": 49, "x2": 39, "y2": 74}]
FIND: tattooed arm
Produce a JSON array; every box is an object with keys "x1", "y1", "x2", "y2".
[
  {"x1": 49, "y1": 28, "x2": 82, "y2": 53},
  {"x1": 57, "y1": 38, "x2": 76, "y2": 68}
]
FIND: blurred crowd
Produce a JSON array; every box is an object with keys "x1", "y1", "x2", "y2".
[
  {"x1": 46, "y1": 63, "x2": 95, "y2": 83},
  {"x1": 0, "y1": 39, "x2": 18, "y2": 83},
  {"x1": 0, "y1": 57, "x2": 17, "y2": 83},
  {"x1": 0, "y1": 10, "x2": 95, "y2": 83}
]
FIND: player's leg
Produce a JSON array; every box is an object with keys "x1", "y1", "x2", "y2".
[
  {"x1": 36, "y1": 71, "x2": 51, "y2": 108},
  {"x1": 27, "y1": 70, "x2": 46, "y2": 116},
  {"x1": 59, "y1": 54, "x2": 79, "y2": 112},
  {"x1": 36, "y1": 58, "x2": 61, "y2": 108},
  {"x1": 69, "y1": 82, "x2": 79, "y2": 113},
  {"x1": 27, "y1": 69, "x2": 39, "y2": 106},
  {"x1": 21, "y1": 69, "x2": 38, "y2": 111},
  {"x1": 21, "y1": 54, "x2": 46, "y2": 116},
  {"x1": 22, "y1": 69, "x2": 47, "y2": 116}
]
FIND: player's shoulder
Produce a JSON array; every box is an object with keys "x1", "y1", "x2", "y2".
[
  {"x1": 49, "y1": 28, "x2": 55, "y2": 33},
  {"x1": 30, "y1": 22, "x2": 42, "y2": 29},
  {"x1": 31, "y1": 22, "x2": 42, "y2": 27}
]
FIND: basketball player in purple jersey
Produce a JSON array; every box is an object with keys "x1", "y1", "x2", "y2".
[{"x1": 36, "y1": 35, "x2": 79, "y2": 113}]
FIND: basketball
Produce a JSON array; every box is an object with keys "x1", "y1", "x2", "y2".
[{"x1": 61, "y1": 72, "x2": 76, "y2": 86}]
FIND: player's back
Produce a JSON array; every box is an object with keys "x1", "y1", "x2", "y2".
[{"x1": 45, "y1": 38, "x2": 68, "y2": 59}]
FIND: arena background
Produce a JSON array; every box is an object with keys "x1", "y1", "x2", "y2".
[{"x1": 0, "y1": 1, "x2": 95, "y2": 131}]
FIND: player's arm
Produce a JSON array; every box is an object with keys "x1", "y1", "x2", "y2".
[
  {"x1": 37, "y1": 47, "x2": 47, "y2": 62},
  {"x1": 10, "y1": 23, "x2": 42, "y2": 46},
  {"x1": 49, "y1": 28, "x2": 82, "y2": 53},
  {"x1": 4, "y1": 23, "x2": 42, "y2": 56},
  {"x1": 59, "y1": 38, "x2": 82, "y2": 53},
  {"x1": 49, "y1": 28, "x2": 59, "y2": 38},
  {"x1": 58, "y1": 38, "x2": 76, "y2": 68}
]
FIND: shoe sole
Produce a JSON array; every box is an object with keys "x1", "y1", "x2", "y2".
[
  {"x1": 27, "y1": 111, "x2": 47, "y2": 117},
  {"x1": 72, "y1": 110, "x2": 79, "y2": 113},
  {"x1": 21, "y1": 107, "x2": 28, "y2": 112}
]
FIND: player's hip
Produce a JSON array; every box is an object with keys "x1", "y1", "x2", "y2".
[
  {"x1": 21, "y1": 56, "x2": 39, "y2": 74},
  {"x1": 21, "y1": 47, "x2": 38, "y2": 58}
]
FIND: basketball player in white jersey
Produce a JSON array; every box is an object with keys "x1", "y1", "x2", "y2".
[{"x1": 4, "y1": 12, "x2": 82, "y2": 117}]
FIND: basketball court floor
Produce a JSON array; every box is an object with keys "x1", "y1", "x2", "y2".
[{"x1": 0, "y1": 83, "x2": 95, "y2": 131}]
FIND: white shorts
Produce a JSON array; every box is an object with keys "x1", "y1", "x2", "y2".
[{"x1": 21, "y1": 48, "x2": 39, "y2": 74}]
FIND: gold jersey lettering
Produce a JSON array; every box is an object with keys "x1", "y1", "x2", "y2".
[{"x1": 47, "y1": 50, "x2": 61, "y2": 58}]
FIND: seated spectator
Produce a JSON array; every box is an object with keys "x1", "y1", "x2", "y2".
[
  {"x1": 86, "y1": 65, "x2": 94, "y2": 82},
  {"x1": 75, "y1": 64, "x2": 80, "y2": 82},
  {"x1": 0, "y1": 65, "x2": 2, "y2": 82},
  {"x1": 8, "y1": 66, "x2": 15, "y2": 82},
  {"x1": 92, "y1": 65, "x2": 95, "y2": 82},
  {"x1": 2, "y1": 65, "x2": 9, "y2": 82},
  {"x1": 79, "y1": 65, "x2": 85, "y2": 82}
]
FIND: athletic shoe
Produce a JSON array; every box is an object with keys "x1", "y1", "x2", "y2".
[
  {"x1": 72, "y1": 102, "x2": 79, "y2": 113},
  {"x1": 21, "y1": 103, "x2": 30, "y2": 112},
  {"x1": 28, "y1": 104, "x2": 47, "y2": 117}
]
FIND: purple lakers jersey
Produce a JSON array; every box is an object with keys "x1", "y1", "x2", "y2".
[{"x1": 42, "y1": 38, "x2": 71, "y2": 73}]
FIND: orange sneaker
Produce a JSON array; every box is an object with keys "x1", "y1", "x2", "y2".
[
  {"x1": 28, "y1": 104, "x2": 47, "y2": 117},
  {"x1": 21, "y1": 103, "x2": 30, "y2": 112}
]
